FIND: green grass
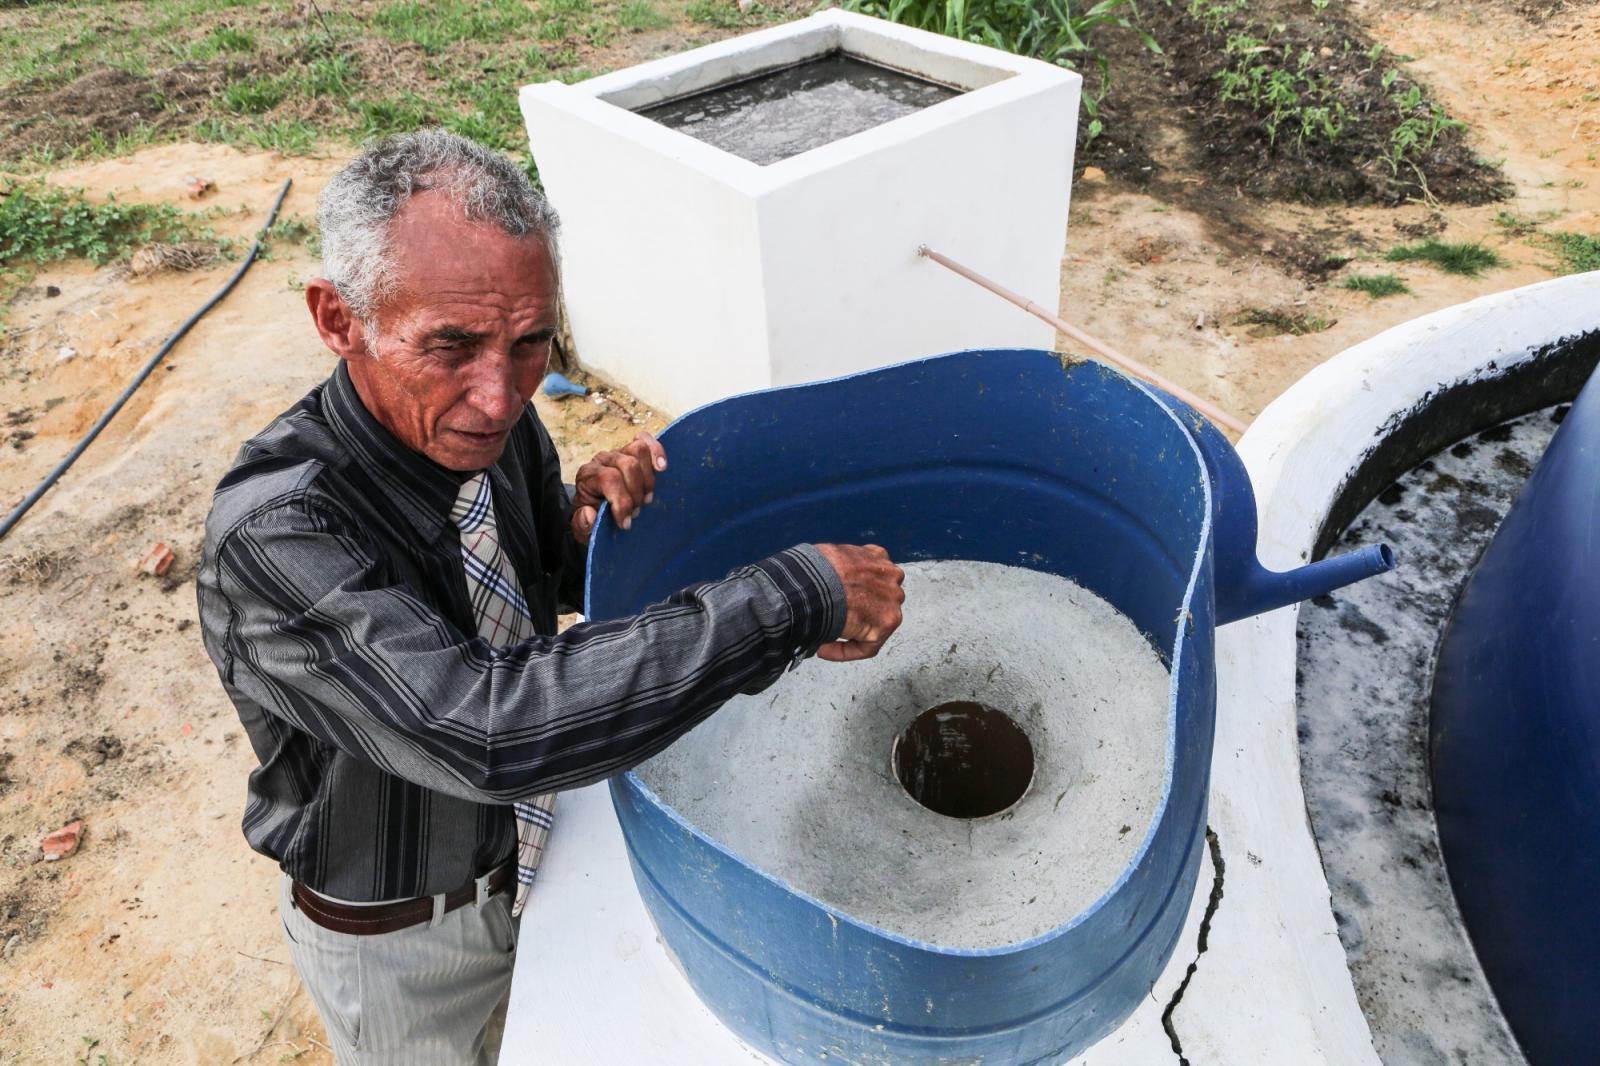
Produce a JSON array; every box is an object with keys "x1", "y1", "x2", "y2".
[
  {"x1": 0, "y1": 0, "x2": 650, "y2": 179},
  {"x1": 1544, "y1": 231, "x2": 1600, "y2": 275},
  {"x1": 196, "y1": 115, "x2": 320, "y2": 154},
  {"x1": 1341, "y1": 273, "x2": 1410, "y2": 298},
  {"x1": 1384, "y1": 238, "x2": 1504, "y2": 277},
  {"x1": 619, "y1": 0, "x2": 672, "y2": 31},
  {"x1": 193, "y1": 26, "x2": 257, "y2": 57},
  {"x1": 298, "y1": 53, "x2": 357, "y2": 98},
  {"x1": 243, "y1": 119, "x2": 319, "y2": 154},
  {"x1": 372, "y1": 0, "x2": 537, "y2": 54},
  {"x1": 357, "y1": 94, "x2": 437, "y2": 140},
  {"x1": 220, "y1": 75, "x2": 288, "y2": 114}
]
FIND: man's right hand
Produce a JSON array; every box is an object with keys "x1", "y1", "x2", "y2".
[{"x1": 812, "y1": 544, "x2": 905, "y2": 662}]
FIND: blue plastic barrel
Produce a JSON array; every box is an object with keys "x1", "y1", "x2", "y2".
[
  {"x1": 585, "y1": 349, "x2": 1389, "y2": 1064},
  {"x1": 1431, "y1": 367, "x2": 1600, "y2": 1066}
]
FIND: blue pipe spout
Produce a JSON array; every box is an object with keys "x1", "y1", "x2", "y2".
[{"x1": 1160, "y1": 390, "x2": 1398, "y2": 625}]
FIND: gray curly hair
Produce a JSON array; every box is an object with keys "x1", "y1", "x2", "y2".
[{"x1": 318, "y1": 128, "x2": 560, "y2": 326}]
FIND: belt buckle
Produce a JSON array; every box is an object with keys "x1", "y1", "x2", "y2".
[{"x1": 474, "y1": 866, "x2": 495, "y2": 908}]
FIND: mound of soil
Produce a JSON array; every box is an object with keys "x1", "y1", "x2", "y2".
[
  {"x1": 1141, "y1": 0, "x2": 1511, "y2": 206},
  {"x1": 1081, "y1": 0, "x2": 1512, "y2": 208}
]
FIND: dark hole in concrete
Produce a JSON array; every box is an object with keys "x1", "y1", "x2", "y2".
[{"x1": 892, "y1": 701, "x2": 1034, "y2": 819}]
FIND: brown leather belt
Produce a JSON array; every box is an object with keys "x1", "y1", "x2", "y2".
[{"x1": 292, "y1": 864, "x2": 513, "y2": 936}]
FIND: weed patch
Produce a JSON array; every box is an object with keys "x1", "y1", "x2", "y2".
[
  {"x1": 1542, "y1": 231, "x2": 1600, "y2": 274},
  {"x1": 1385, "y1": 239, "x2": 1503, "y2": 277},
  {"x1": 0, "y1": 182, "x2": 212, "y2": 267},
  {"x1": 1237, "y1": 307, "x2": 1335, "y2": 336},
  {"x1": 193, "y1": 26, "x2": 258, "y2": 58},
  {"x1": 262, "y1": 214, "x2": 321, "y2": 260},
  {"x1": 1341, "y1": 273, "x2": 1410, "y2": 298},
  {"x1": 0, "y1": 181, "x2": 222, "y2": 314},
  {"x1": 620, "y1": 0, "x2": 673, "y2": 31}
]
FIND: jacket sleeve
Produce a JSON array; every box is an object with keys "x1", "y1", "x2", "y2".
[{"x1": 210, "y1": 495, "x2": 846, "y2": 804}]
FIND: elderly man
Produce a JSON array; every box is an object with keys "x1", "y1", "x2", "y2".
[{"x1": 196, "y1": 129, "x2": 904, "y2": 1064}]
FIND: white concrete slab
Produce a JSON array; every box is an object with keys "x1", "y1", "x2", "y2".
[{"x1": 501, "y1": 778, "x2": 1213, "y2": 1065}]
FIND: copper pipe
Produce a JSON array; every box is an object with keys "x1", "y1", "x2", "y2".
[{"x1": 916, "y1": 245, "x2": 1249, "y2": 436}]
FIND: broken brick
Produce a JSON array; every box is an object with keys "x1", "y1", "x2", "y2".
[
  {"x1": 137, "y1": 542, "x2": 174, "y2": 577},
  {"x1": 41, "y1": 820, "x2": 82, "y2": 861}
]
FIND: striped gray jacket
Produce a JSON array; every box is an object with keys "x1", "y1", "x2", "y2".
[{"x1": 196, "y1": 362, "x2": 845, "y2": 901}]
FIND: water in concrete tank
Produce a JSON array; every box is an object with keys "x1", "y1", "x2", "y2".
[
  {"x1": 637, "y1": 560, "x2": 1170, "y2": 949},
  {"x1": 1296, "y1": 405, "x2": 1567, "y2": 1066},
  {"x1": 635, "y1": 52, "x2": 961, "y2": 166}
]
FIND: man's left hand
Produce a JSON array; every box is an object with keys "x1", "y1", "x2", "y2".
[{"x1": 572, "y1": 431, "x2": 668, "y2": 544}]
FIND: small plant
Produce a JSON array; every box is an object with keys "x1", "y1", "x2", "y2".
[
  {"x1": 76, "y1": 1036, "x2": 110, "y2": 1066},
  {"x1": 1385, "y1": 238, "x2": 1503, "y2": 277},
  {"x1": 266, "y1": 215, "x2": 322, "y2": 259},
  {"x1": 1176, "y1": 0, "x2": 1484, "y2": 201},
  {"x1": 1491, "y1": 210, "x2": 1541, "y2": 237},
  {"x1": 1341, "y1": 273, "x2": 1409, "y2": 298},
  {"x1": 1384, "y1": 82, "x2": 1463, "y2": 175}
]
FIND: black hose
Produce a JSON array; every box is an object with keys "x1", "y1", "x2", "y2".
[{"x1": 0, "y1": 177, "x2": 293, "y2": 542}]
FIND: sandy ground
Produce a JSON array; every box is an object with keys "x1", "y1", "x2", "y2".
[{"x1": 0, "y1": 2, "x2": 1593, "y2": 1061}]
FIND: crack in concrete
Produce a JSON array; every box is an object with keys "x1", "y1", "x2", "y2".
[{"x1": 1161, "y1": 826, "x2": 1226, "y2": 1066}]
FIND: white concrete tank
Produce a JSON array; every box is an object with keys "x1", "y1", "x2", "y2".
[{"x1": 519, "y1": 8, "x2": 1080, "y2": 415}]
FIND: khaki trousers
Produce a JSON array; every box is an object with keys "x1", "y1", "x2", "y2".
[{"x1": 277, "y1": 873, "x2": 516, "y2": 1065}]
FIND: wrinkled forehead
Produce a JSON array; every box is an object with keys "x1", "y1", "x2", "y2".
[{"x1": 386, "y1": 192, "x2": 560, "y2": 306}]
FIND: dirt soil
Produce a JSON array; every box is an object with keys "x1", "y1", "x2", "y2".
[
  {"x1": 0, "y1": 2, "x2": 1595, "y2": 1063},
  {"x1": 1123, "y1": 0, "x2": 1510, "y2": 206}
]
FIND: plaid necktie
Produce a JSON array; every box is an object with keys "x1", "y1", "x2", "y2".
[{"x1": 451, "y1": 471, "x2": 555, "y2": 918}]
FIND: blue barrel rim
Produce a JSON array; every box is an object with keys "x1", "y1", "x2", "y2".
[{"x1": 583, "y1": 347, "x2": 1214, "y2": 958}]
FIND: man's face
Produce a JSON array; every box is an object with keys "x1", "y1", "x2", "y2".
[{"x1": 345, "y1": 191, "x2": 560, "y2": 472}]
